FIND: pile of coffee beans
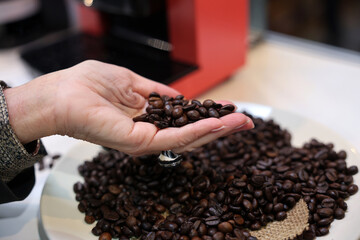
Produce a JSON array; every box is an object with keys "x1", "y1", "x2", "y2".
[
  {"x1": 74, "y1": 113, "x2": 358, "y2": 240},
  {"x1": 132, "y1": 92, "x2": 235, "y2": 129}
]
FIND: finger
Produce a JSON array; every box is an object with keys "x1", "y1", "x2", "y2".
[
  {"x1": 146, "y1": 113, "x2": 251, "y2": 152},
  {"x1": 130, "y1": 71, "x2": 180, "y2": 97},
  {"x1": 172, "y1": 117, "x2": 254, "y2": 152}
]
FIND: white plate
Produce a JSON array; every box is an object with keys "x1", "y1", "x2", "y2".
[{"x1": 39, "y1": 102, "x2": 360, "y2": 240}]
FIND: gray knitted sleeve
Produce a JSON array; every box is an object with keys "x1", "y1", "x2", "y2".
[{"x1": 0, "y1": 81, "x2": 44, "y2": 183}]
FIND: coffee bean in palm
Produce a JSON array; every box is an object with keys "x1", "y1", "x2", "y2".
[
  {"x1": 175, "y1": 114, "x2": 188, "y2": 127},
  {"x1": 219, "y1": 109, "x2": 232, "y2": 117},
  {"x1": 203, "y1": 99, "x2": 215, "y2": 109},
  {"x1": 172, "y1": 107, "x2": 183, "y2": 119},
  {"x1": 183, "y1": 103, "x2": 197, "y2": 111},
  {"x1": 133, "y1": 113, "x2": 148, "y2": 122},
  {"x1": 164, "y1": 104, "x2": 173, "y2": 116},
  {"x1": 208, "y1": 108, "x2": 220, "y2": 118},
  {"x1": 192, "y1": 100, "x2": 202, "y2": 106},
  {"x1": 197, "y1": 107, "x2": 208, "y2": 117},
  {"x1": 187, "y1": 110, "x2": 200, "y2": 121},
  {"x1": 148, "y1": 108, "x2": 164, "y2": 115},
  {"x1": 221, "y1": 104, "x2": 235, "y2": 111},
  {"x1": 154, "y1": 121, "x2": 169, "y2": 129}
]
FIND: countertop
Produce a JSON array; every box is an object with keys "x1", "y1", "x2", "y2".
[{"x1": 0, "y1": 33, "x2": 360, "y2": 239}]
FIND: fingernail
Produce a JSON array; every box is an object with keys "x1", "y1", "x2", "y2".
[
  {"x1": 211, "y1": 126, "x2": 225, "y2": 132},
  {"x1": 234, "y1": 118, "x2": 253, "y2": 130}
]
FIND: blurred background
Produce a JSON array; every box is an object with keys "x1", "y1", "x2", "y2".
[
  {"x1": 1, "y1": 0, "x2": 360, "y2": 52},
  {"x1": 1, "y1": 0, "x2": 359, "y2": 96}
]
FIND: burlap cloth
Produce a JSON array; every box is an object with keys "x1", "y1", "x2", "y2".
[{"x1": 250, "y1": 199, "x2": 309, "y2": 240}]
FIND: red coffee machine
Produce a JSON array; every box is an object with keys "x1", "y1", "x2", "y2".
[{"x1": 22, "y1": 0, "x2": 247, "y2": 98}]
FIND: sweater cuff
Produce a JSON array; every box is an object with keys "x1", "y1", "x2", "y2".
[{"x1": 0, "y1": 81, "x2": 44, "y2": 183}]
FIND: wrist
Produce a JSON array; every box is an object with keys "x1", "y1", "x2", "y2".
[{"x1": 4, "y1": 76, "x2": 57, "y2": 144}]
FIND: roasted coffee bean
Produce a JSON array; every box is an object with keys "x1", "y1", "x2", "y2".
[
  {"x1": 164, "y1": 222, "x2": 178, "y2": 232},
  {"x1": 92, "y1": 226, "x2": 102, "y2": 236},
  {"x1": 192, "y1": 100, "x2": 202, "y2": 106},
  {"x1": 347, "y1": 165, "x2": 358, "y2": 175},
  {"x1": 155, "y1": 204, "x2": 166, "y2": 213},
  {"x1": 183, "y1": 103, "x2": 197, "y2": 111},
  {"x1": 317, "y1": 217, "x2": 333, "y2": 226},
  {"x1": 133, "y1": 113, "x2": 148, "y2": 122},
  {"x1": 348, "y1": 184, "x2": 358, "y2": 195},
  {"x1": 242, "y1": 199, "x2": 253, "y2": 212},
  {"x1": 334, "y1": 208, "x2": 345, "y2": 219},
  {"x1": 219, "y1": 109, "x2": 232, "y2": 117},
  {"x1": 99, "y1": 232, "x2": 112, "y2": 240},
  {"x1": 205, "y1": 216, "x2": 220, "y2": 226},
  {"x1": 203, "y1": 99, "x2": 215, "y2": 109},
  {"x1": 175, "y1": 114, "x2": 188, "y2": 126},
  {"x1": 197, "y1": 107, "x2": 208, "y2": 117},
  {"x1": 172, "y1": 107, "x2": 184, "y2": 119},
  {"x1": 317, "y1": 208, "x2": 333, "y2": 218},
  {"x1": 221, "y1": 104, "x2": 235, "y2": 112},
  {"x1": 317, "y1": 227, "x2": 329, "y2": 236},
  {"x1": 208, "y1": 108, "x2": 220, "y2": 118},
  {"x1": 149, "y1": 108, "x2": 164, "y2": 115},
  {"x1": 164, "y1": 104, "x2": 173, "y2": 116},
  {"x1": 103, "y1": 210, "x2": 119, "y2": 221},
  {"x1": 178, "y1": 192, "x2": 190, "y2": 202},
  {"x1": 213, "y1": 232, "x2": 225, "y2": 240},
  {"x1": 126, "y1": 216, "x2": 137, "y2": 228},
  {"x1": 234, "y1": 214, "x2": 245, "y2": 225},
  {"x1": 273, "y1": 203, "x2": 284, "y2": 213},
  {"x1": 325, "y1": 171, "x2": 337, "y2": 182},
  {"x1": 250, "y1": 222, "x2": 261, "y2": 230},
  {"x1": 85, "y1": 215, "x2": 96, "y2": 224},
  {"x1": 217, "y1": 222, "x2": 233, "y2": 233},
  {"x1": 228, "y1": 187, "x2": 241, "y2": 196},
  {"x1": 321, "y1": 198, "x2": 335, "y2": 208},
  {"x1": 251, "y1": 175, "x2": 265, "y2": 188},
  {"x1": 276, "y1": 211, "x2": 287, "y2": 221},
  {"x1": 154, "y1": 121, "x2": 169, "y2": 129},
  {"x1": 187, "y1": 110, "x2": 200, "y2": 121}
]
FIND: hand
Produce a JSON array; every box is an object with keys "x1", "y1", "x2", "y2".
[{"x1": 4, "y1": 60, "x2": 253, "y2": 155}]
